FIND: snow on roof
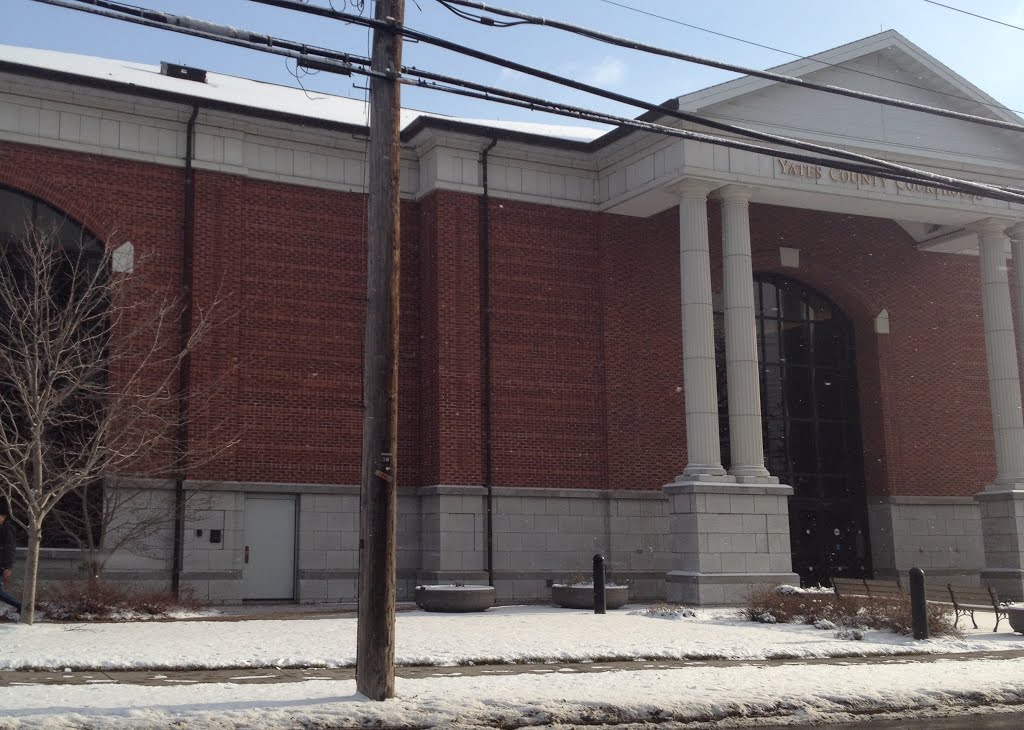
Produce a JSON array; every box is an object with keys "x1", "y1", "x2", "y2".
[{"x1": 0, "y1": 44, "x2": 605, "y2": 143}]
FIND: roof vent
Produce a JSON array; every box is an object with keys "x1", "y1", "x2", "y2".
[{"x1": 160, "y1": 62, "x2": 207, "y2": 83}]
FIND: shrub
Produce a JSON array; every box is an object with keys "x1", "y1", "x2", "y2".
[
  {"x1": 743, "y1": 585, "x2": 958, "y2": 637},
  {"x1": 38, "y1": 580, "x2": 206, "y2": 621},
  {"x1": 632, "y1": 603, "x2": 698, "y2": 619}
]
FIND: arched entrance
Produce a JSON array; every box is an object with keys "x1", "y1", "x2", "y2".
[{"x1": 716, "y1": 275, "x2": 871, "y2": 585}]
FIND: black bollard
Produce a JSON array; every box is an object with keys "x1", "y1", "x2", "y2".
[
  {"x1": 910, "y1": 567, "x2": 928, "y2": 640},
  {"x1": 593, "y1": 554, "x2": 606, "y2": 615}
]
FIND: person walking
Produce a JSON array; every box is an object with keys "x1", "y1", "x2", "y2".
[{"x1": 0, "y1": 506, "x2": 21, "y2": 614}]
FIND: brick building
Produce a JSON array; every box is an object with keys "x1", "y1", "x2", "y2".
[{"x1": 2, "y1": 30, "x2": 1024, "y2": 605}]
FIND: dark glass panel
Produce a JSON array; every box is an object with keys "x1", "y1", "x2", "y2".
[
  {"x1": 780, "y1": 282, "x2": 804, "y2": 321},
  {"x1": 818, "y1": 422, "x2": 846, "y2": 474},
  {"x1": 781, "y1": 321, "x2": 810, "y2": 365},
  {"x1": 789, "y1": 421, "x2": 817, "y2": 473},
  {"x1": 785, "y1": 366, "x2": 813, "y2": 418},
  {"x1": 0, "y1": 188, "x2": 32, "y2": 240},
  {"x1": 762, "y1": 365, "x2": 785, "y2": 422},
  {"x1": 813, "y1": 319, "x2": 845, "y2": 368},
  {"x1": 762, "y1": 319, "x2": 781, "y2": 364},
  {"x1": 815, "y1": 370, "x2": 843, "y2": 420},
  {"x1": 765, "y1": 438, "x2": 788, "y2": 476},
  {"x1": 761, "y1": 280, "x2": 779, "y2": 317}
]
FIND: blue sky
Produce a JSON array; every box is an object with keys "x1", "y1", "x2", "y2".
[{"x1": 4, "y1": 0, "x2": 1024, "y2": 131}]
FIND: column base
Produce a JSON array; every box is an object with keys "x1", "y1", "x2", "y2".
[
  {"x1": 679, "y1": 470, "x2": 732, "y2": 481},
  {"x1": 666, "y1": 571, "x2": 800, "y2": 605},
  {"x1": 732, "y1": 474, "x2": 780, "y2": 485},
  {"x1": 975, "y1": 487, "x2": 1024, "y2": 601},
  {"x1": 663, "y1": 478, "x2": 796, "y2": 606}
]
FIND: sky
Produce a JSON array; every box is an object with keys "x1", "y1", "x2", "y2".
[{"x1": 3, "y1": 1, "x2": 1024, "y2": 133}]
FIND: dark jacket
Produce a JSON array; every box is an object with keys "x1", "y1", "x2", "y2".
[{"x1": 0, "y1": 520, "x2": 16, "y2": 570}]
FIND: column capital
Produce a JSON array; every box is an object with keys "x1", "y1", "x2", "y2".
[
  {"x1": 966, "y1": 218, "x2": 1015, "y2": 236},
  {"x1": 1007, "y1": 222, "x2": 1024, "y2": 241},
  {"x1": 669, "y1": 178, "x2": 717, "y2": 200},
  {"x1": 713, "y1": 184, "x2": 755, "y2": 203}
]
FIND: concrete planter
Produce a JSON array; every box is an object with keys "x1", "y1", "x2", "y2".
[
  {"x1": 1007, "y1": 606, "x2": 1024, "y2": 634},
  {"x1": 551, "y1": 584, "x2": 629, "y2": 610},
  {"x1": 415, "y1": 585, "x2": 495, "y2": 613}
]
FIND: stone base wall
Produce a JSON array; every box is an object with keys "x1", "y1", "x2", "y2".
[
  {"x1": 976, "y1": 488, "x2": 1024, "y2": 601},
  {"x1": 489, "y1": 487, "x2": 671, "y2": 603},
  {"x1": 13, "y1": 482, "x2": 1006, "y2": 606},
  {"x1": 867, "y1": 496, "x2": 984, "y2": 585}
]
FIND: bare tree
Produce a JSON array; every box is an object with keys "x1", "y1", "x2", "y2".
[
  {"x1": 0, "y1": 219, "x2": 223, "y2": 624},
  {"x1": 50, "y1": 477, "x2": 214, "y2": 586}
]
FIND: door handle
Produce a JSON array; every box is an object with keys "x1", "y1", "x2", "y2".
[{"x1": 244, "y1": 546, "x2": 249, "y2": 564}]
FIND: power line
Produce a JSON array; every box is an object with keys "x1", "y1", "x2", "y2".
[
  {"x1": 240, "y1": 0, "x2": 1024, "y2": 201},
  {"x1": 597, "y1": 0, "x2": 1024, "y2": 119},
  {"x1": 28, "y1": 0, "x2": 1024, "y2": 205},
  {"x1": 923, "y1": 0, "x2": 1024, "y2": 33},
  {"x1": 438, "y1": 0, "x2": 1024, "y2": 134}
]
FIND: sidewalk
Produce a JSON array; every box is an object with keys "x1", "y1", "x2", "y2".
[
  {"x1": 3, "y1": 646, "x2": 1024, "y2": 688},
  {"x1": 0, "y1": 604, "x2": 1021, "y2": 727}
]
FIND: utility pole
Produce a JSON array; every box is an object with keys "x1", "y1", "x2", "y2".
[{"x1": 357, "y1": 0, "x2": 404, "y2": 702}]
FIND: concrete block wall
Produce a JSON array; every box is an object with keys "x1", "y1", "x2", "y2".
[
  {"x1": 181, "y1": 490, "x2": 245, "y2": 603},
  {"x1": 867, "y1": 497, "x2": 984, "y2": 584},
  {"x1": 489, "y1": 487, "x2": 671, "y2": 603},
  {"x1": 665, "y1": 483, "x2": 797, "y2": 605},
  {"x1": 977, "y1": 491, "x2": 1024, "y2": 600},
  {"x1": 419, "y1": 486, "x2": 487, "y2": 584}
]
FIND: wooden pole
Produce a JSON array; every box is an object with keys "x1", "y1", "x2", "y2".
[{"x1": 356, "y1": 0, "x2": 404, "y2": 702}]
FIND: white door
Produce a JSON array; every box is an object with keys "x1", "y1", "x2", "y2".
[{"x1": 242, "y1": 496, "x2": 296, "y2": 600}]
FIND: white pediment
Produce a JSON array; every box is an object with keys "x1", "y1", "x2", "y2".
[{"x1": 675, "y1": 30, "x2": 1024, "y2": 171}]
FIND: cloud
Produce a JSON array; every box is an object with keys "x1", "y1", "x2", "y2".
[
  {"x1": 497, "y1": 67, "x2": 529, "y2": 84},
  {"x1": 579, "y1": 56, "x2": 627, "y2": 87}
]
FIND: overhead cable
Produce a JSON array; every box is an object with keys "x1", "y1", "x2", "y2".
[
  {"x1": 27, "y1": 0, "x2": 1024, "y2": 204},
  {"x1": 923, "y1": 0, "x2": 1024, "y2": 33},
  {"x1": 241, "y1": 0, "x2": 1024, "y2": 201},
  {"x1": 437, "y1": 0, "x2": 1024, "y2": 134},
  {"x1": 596, "y1": 0, "x2": 1024, "y2": 118}
]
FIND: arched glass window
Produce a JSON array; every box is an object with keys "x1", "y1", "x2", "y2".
[
  {"x1": 716, "y1": 275, "x2": 871, "y2": 585},
  {"x1": 0, "y1": 185, "x2": 103, "y2": 550}
]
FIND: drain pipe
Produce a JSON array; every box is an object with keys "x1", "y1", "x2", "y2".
[
  {"x1": 172, "y1": 103, "x2": 200, "y2": 598},
  {"x1": 479, "y1": 138, "x2": 498, "y2": 587}
]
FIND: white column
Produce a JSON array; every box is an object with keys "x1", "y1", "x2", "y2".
[
  {"x1": 1010, "y1": 223, "x2": 1024, "y2": 380},
  {"x1": 677, "y1": 180, "x2": 727, "y2": 478},
  {"x1": 718, "y1": 186, "x2": 772, "y2": 480},
  {"x1": 971, "y1": 219, "x2": 1024, "y2": 486}
]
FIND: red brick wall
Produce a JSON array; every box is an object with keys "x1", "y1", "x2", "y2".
[
  {"x1": 0, "y1": 138, "x2": 998, "y2": 498},
  {"x1": 190, "y1": 173, "x2": 423, "y2": 486},
  {"x1": 487, "y1": 200, "x2": 609, "y2": 489},
  {"x1": 417, "y1": 191, "x2": 484, "y2": 486},
  {"x1": 599, "y1": 208, "x2": 688, "y2": 488}
]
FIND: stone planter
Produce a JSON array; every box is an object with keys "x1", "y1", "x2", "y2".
[
  {"x1": 551, "y1": 584, "x2": 629, "y2": 610},
  {"x1": 415, "y1": 585, "x2": 495, "y2": 613},
  {"x1": 1007, "y1": 606, "x2": 1024, "y2": 634}
]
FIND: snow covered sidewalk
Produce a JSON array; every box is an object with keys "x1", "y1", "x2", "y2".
[{"x1": 0, "y1": 605, "x2": 1022, "y2": 727}]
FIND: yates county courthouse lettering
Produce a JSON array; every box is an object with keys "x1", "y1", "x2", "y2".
[{"x1": 2, "y1": 30, "x2": 1024, "y2": 606}]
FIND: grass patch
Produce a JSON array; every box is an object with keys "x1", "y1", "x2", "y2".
[
  {"x1": 39, "y1": 580, "x2": 206, "y2": 621},
  {"x1": 744, "y1": 585, "x2": 959, "y2": 637}
]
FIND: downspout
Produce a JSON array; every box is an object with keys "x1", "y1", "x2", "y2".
[
  {"x1": 479, "y1": 138, "x2": 498, "y2": 587},
  {"x1": 172, "y1": 103, "x2": 200, "y2": 597}
]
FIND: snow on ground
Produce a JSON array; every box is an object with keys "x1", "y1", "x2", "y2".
[
  {"x1": 2, "y1": 657, "x2": 1024, "y2": 728},
  {"x1": 0, "y1": 605, "x2": 1019, "y2": 672},
  {"x1": 0, "y1": 605, "x2": 1022, "y2": 727}
]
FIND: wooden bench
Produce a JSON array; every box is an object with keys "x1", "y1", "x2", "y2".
[
  {"x1": 832, "y1": 576, "x2": 903, "y2": 600},
  {"x1": 929, "y1": 584, "x2": 1007, "y2": 632}
]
